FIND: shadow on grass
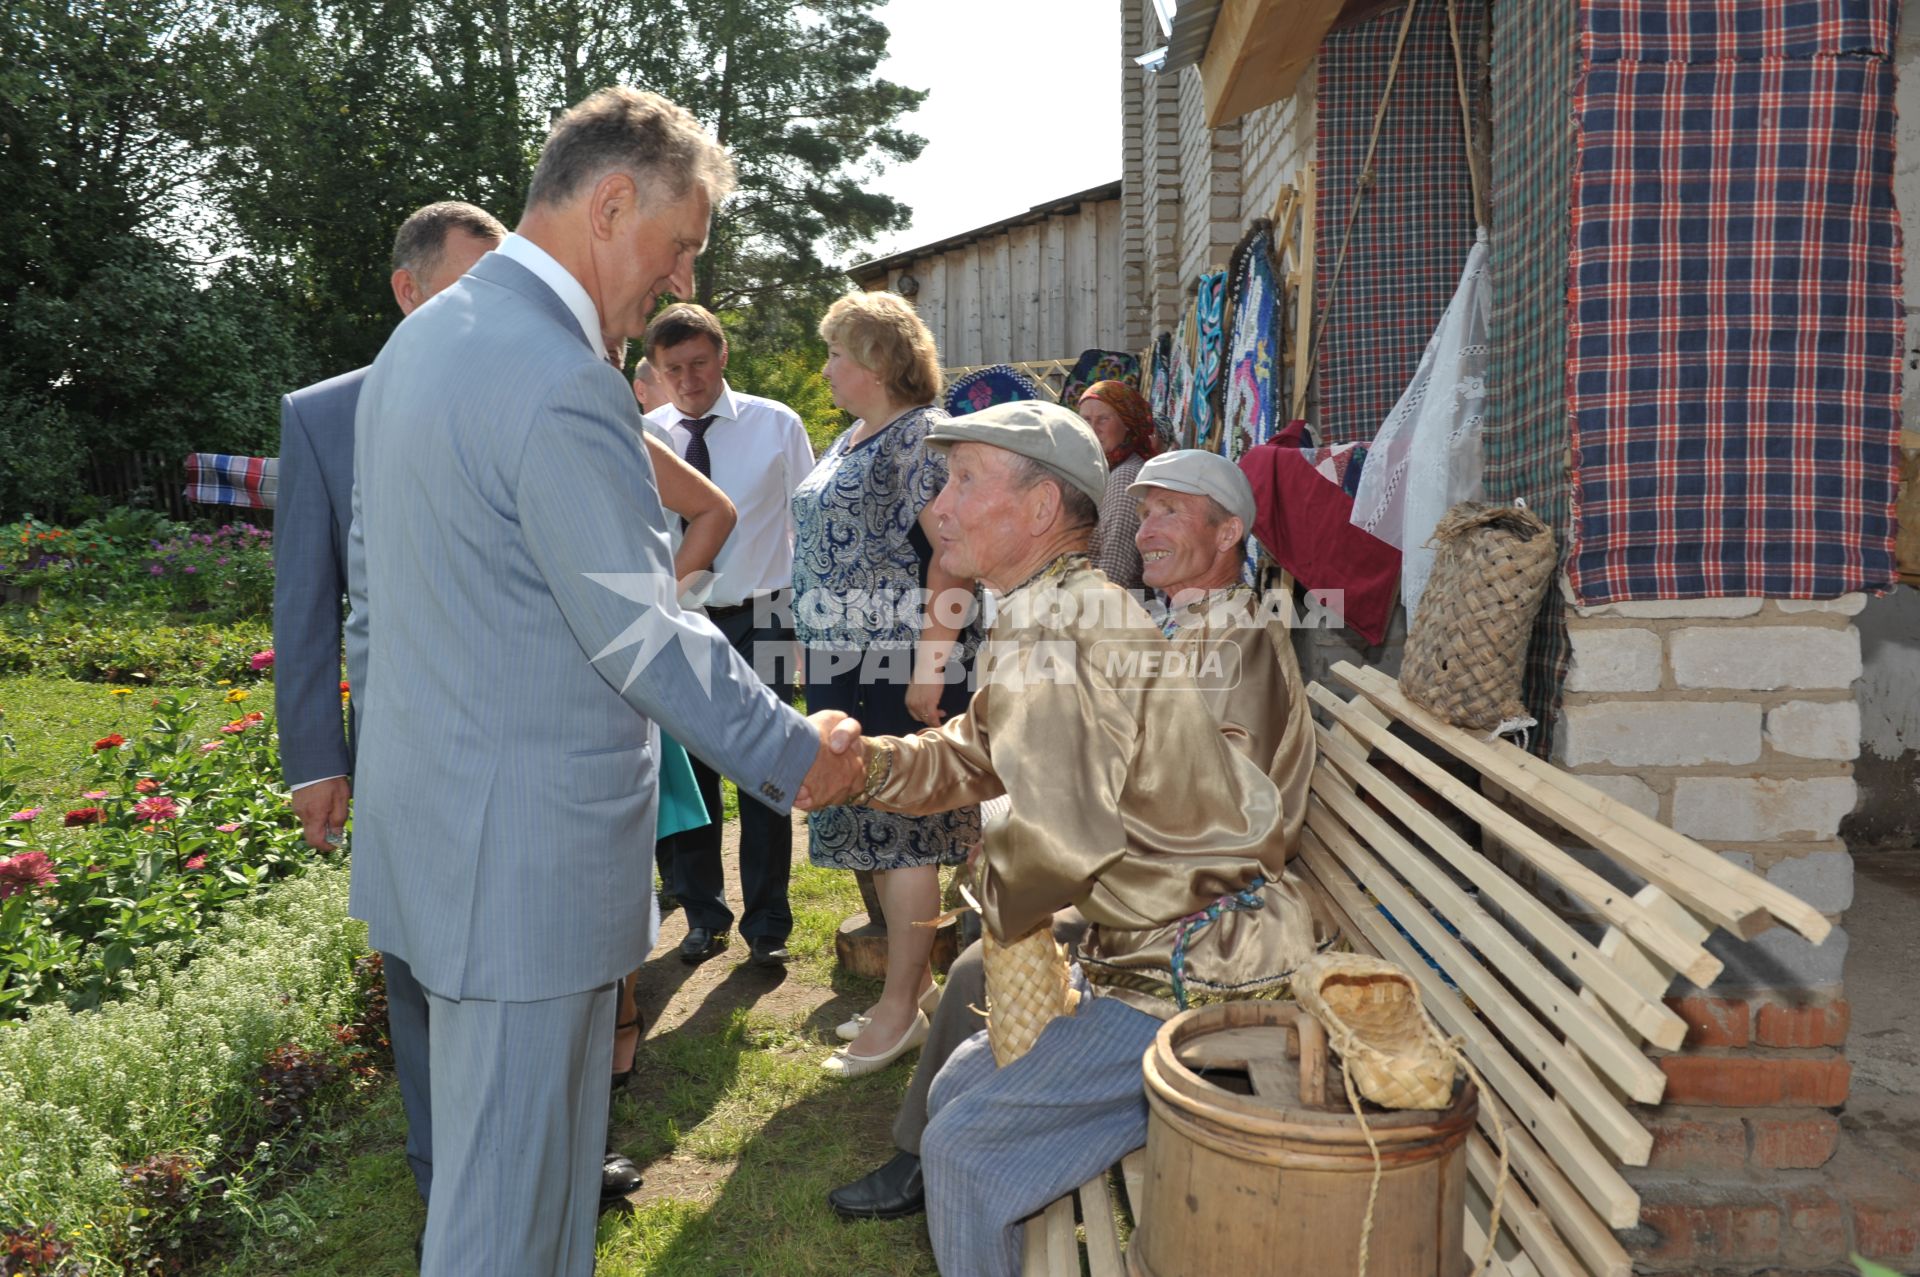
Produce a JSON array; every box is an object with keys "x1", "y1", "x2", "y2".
[{"x1": 598, "y1": 1042, "x2": 936, "y2": 1277}]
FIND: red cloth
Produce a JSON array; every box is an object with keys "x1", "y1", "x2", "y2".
[{"x1": 1240, "y1": 422, "x2": 1401, "y2": 645}]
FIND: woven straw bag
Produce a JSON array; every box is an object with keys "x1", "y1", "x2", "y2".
[
  {"x1": 1293, "y1": 953, "x2": 1455, "y2": 1111},
  {"x1": 983, "y1": 920, "x2": 1080, "y2": 1066},
  {"x1": 1399, "y1": 501, "x2": 1557, "y2": 734}
]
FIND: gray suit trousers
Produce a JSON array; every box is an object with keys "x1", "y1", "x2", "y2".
[{"x1": 419, "y1": 982, "x2": 617, "y2": 1277}]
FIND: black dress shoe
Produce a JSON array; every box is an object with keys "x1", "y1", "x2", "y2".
[
  {"x1": 680, "y1": 927, "x2": 727, "y2": 964},
  {"x1": 828, "y1": 1151, "x2": 924, "y2": 1221},
  {"x1": 746, "y1": 938, "x2": 789, "y2": 968},
  {"x1": 602, "y1": 1150, "x2": 643, "y2": 1200}
]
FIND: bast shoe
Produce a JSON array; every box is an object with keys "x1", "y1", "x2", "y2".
[
  {"x1": 821, "y1": 1010, "x2": 928, "y2": 1079},
  {"x1": 828, "y1": 1151, "x2": 925, "y2": 1221}
]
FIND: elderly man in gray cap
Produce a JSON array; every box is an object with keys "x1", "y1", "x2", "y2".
[{"x1": 801, "y1": 406, "x2": 1317, "y2": 1277}]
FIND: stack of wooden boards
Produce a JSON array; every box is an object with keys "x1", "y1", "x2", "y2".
[{"x1": 1295, "y1": 661, "x2": 1833, "y2": 1277}]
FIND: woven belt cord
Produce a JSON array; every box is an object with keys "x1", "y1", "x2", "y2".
[{"x1": 1168, "y1": 875, "x2": 1267, "y2": 1011}]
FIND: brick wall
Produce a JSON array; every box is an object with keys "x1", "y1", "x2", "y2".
[
  {"x1": 1120, "y1": 0, "x2": 1315, "y2": 341},
  {"x1": 1547, "y1": 587, "x2": 1893, "y2": 1271}
]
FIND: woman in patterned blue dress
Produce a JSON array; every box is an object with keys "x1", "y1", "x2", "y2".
[{"x1": 796, "y1": 292, "x2": 981, "y2": 1076}]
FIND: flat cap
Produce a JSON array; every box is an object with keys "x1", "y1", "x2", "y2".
[
  {"x1": 924, "y1": 400, "x2": 1108, "y2": 504},
  {"x1": 1128, "y1": 449, "x2": 1257, "y2": 532}
]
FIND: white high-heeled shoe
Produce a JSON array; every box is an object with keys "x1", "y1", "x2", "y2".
[
  {"x1": 835, "y1": 983, "x2": 942, "y2": 1042},
  {"x1": 822, "y1": 1010, "x2": 930, "y2": 1078}
]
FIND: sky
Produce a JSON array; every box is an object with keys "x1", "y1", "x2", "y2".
[{"x1": 859, "y1": 0, "x2": 1126, "y2": 263}]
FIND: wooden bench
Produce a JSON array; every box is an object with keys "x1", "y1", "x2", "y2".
[{"x1": 1020, "y1": 660, "x2": 1831, "y2": 1277}]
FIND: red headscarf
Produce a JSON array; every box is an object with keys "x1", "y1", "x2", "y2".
[{"x1": 1078, "y1": 380, "x2": 1161, "y2": 468}]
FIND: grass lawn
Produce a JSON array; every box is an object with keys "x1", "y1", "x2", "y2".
[{"x1": 0, "y1": 673, "x2": 277, "y2": 810}]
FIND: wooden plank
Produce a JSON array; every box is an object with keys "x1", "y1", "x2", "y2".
[
  {"x1": 955, "y1": 247, "x2": 984, "y2": 367},
  {"x1": 1200, "y1": 0, "x2": 1343, "y2": 127},
  {"x1": 1312, "y1": 726, "x2": 1684, "y2": 1050},
  {"x1": 1096, "y1": 198, "x2": 1127, "y2": 352},
  {"x1": 1466, "y1": 1133, "x2": 1590, "y2": 1277},
  {"x1": 1081, "y1": 1174, "x2": 1126, "y2": 1277},
  {"x1": 1296, "y1": 830, "x2": 1642, "y2": 1228},
  {"x1": 1069, "y1": 205, "x2": 1101, "y2": 355},
  {"x1": 1290, "y1": 164, "x2": 1314, "y2": 419},
  {"x1": 1307, "y1": 683, "x2": 1723, "y2": 988},
  {"x1": 1304, "y1": 797, "x2": 1654, "y2": 1163},
  {"x1": 1121, "y1": 1148, "x2": 1147, "y2": 1231},
  {"x1": 1042, "y1": 1192, "x2": 1078, "y2": 1274},
  {"x1": 1008, "y1": 222, "x2": 1042, "y2": 365},
  {"x1": 1332, "y1": 664, "x2": 1776, "y2": 940},
  {"x1": 1042, "y1": 216, "x2": 1069, "y2": 361},
  {"x1": 1311, "y1": 745, "x2": 1671, "y2": 1097}
]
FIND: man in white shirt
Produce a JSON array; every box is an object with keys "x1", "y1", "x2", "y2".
[{"x1": 644, "y1": 302, "x2": 816, "y2": 967}]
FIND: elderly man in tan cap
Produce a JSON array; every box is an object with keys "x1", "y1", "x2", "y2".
[{"x1": 801, "y1": 404, "x2": 1318, "y2": 1277}]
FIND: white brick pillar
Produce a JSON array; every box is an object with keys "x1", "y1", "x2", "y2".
[{"x1": 1553, "y1": 584, "x2": 1860, "y2": 990}]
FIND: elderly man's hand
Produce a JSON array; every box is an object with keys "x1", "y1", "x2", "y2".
[
  {"x1": 797, "y1": 710, "x2": 867, "y2": 811},
  {"x1": 291, "y1": 776, "x2": 351, "y2": 851}
]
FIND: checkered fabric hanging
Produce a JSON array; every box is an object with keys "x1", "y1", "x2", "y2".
[
  {"x1": 1486, "y1": 0, "x2": 1579, "y2": 754},
  {"x1": 184, "y1": 453, "x2": 278, "y2": 510},
  {"x1": 1314, "y1": 0, "x2": 1483, "y2": 445},
  {"x1": 1566, "y1": 0, "x2": 1904, "y2": 604}
]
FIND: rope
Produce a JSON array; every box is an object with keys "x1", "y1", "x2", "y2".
[
  {"x1": 1445, "y1": 0, "x2": 1487, "y2": 228},
  {"x1": 1301, "y1": 0, "x2": 1423, "y2": 399},
  {"x1": 1168, "y1": 876, "x2": 1267, "y2": 1010}
]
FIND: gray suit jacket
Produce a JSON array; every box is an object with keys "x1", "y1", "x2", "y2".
[
  {"x1": 345, "y1": 252, "x2": 818, "y2": 1002},
  {"x1": 273, "y1": 367, "x2": 364, "y2": 787}
]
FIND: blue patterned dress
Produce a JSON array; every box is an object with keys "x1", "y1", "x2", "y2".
[{"x1": 792, "y1": 405, "x2": 981, "y2": 871}]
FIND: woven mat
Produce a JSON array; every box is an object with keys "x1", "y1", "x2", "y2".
[{"x1": 1313, "y1": 0, "x2": 1482, "y2": 445}]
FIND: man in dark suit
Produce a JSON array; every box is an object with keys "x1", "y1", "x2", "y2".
[{"x1": 272, "y1": 199, "x2": 505, "y2": 1207}]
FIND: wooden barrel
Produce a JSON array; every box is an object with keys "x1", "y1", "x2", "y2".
[{"x1": 1131, "y1": 1001, "x2": 1476, "y2": 1277}]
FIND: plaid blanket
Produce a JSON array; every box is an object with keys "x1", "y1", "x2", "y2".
[
  {"x1": 1566, "y1": 0, "x2": 1904, "y2": 603},
  {"x1": 184, "y1": 453, "x2": 278, "y2": 510},
  {"x1": 1314, "y1": 0, "x2": 1482, "y2": 445},
  {"x1": 1487, "y1": 0, "x2": 1580, "y2": 753}
]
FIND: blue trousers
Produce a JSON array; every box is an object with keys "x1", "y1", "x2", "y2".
[
  {"x1": 383, "y1": 951, "x2": 433, "y2": 1203},
  {"x1": 923, "y1": 989, "x2": 1163, "y2": 1277}
]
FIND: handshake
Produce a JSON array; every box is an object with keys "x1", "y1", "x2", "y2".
[{"x1": 797, "y1": 710, "x2": 872, "y2": 811}]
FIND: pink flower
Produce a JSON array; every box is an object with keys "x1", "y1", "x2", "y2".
[
  {"x1": 0, "y1": 851, "x2": 57, "y2": 898},
  {"x1": 132, "y1": 795, "x2": 180, "y2": 822},
  {"x1": 249, "y1": 649, "x2": 274, "y2": 671},
  {"x1": 8, "y1": 807, "x2": 42, "y2": 823},
  {"x1": 215, "y1": 822, "x2": 240, "y2": 833},
  {"x1": 184, "y1": 855, "x2": 206, "y2": 870},
  {"x1": 199, "y1": 741, "x2": 223, "y2": 754},
  {"x1": 81, "y1": 790, "x2": 108, "y2": 800}
]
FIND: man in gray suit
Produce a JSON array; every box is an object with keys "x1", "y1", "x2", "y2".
[
  {"x1": 273, "y1": 199, "x2": 505, "y2": 1208},
  {"x1": 345, "y1": 88, "x2": 864, "y2": 1275}
]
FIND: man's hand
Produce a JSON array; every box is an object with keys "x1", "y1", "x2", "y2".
[
  {"x1": 796, "y1": 710, "x2": 866, "y2": 811},
  {"x1": 291, "y1": 776, "x2": 351, "y2": 851}
]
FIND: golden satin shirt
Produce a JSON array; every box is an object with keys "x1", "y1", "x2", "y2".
[
  {"x1": 863, "y1": 556, "x2": 1316, "y2": 1016},
  {"x1": 1163, "y1": 584, "x2": 1316, "y2": 867}
]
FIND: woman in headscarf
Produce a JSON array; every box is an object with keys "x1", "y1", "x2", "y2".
[{"x1": 1076, "y1": 379, "x2": 1161, "y2": 591}]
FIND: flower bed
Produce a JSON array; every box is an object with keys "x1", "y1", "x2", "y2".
[
  {"x1": 1, "y1": 691, "x2": 311, "y2": 1015},
  {"x1": 2, "y1": 511, "x2": 274, "y2": 620},
  {"x1": 0, "y1": 605, "x2": 274, "y2": 686},
  {"x1": 0, "y1": 861, "x2": 380, "y2": 1273}
]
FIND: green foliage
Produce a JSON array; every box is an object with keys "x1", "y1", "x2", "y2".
[
  {"x1": 1853, "y1": 1258, "x2": 1903, "y2": 1277},
  {"x1": 725, "y1": 343, "x2": 849, "y2": 456},
  {"x1": 0, "y1": 861, "x2": 367, "y2": 1271},
  {"x1": 0, "y1": 606, "x2": 273, "y2": 684},
  {"x1": 0, "y1": 690, "x2": 312, "y2": 1015},
  {"x1": 2, "y1": 0, "x2": 924, "y2": 514}
]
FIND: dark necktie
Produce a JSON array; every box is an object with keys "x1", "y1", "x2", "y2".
[{"x1": 681, "y1": 415, "x2": 716, "y2": 479}]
